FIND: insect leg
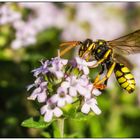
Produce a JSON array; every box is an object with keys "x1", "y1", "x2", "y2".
[
  {"x1": 89, "y1": 49, "x2": 112, "y2": 68},
  {"x1": 93, "y1": 62, "x2": 116, "y2": 90}
]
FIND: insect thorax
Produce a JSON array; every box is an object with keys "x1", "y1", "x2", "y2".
[{"x1": 94, "y1": 40, "x2": 111, "y2": 61}]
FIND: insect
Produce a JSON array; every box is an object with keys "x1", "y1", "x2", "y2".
[{"x1": 59, "y1": 29, "x2": 140, "y2": 93}]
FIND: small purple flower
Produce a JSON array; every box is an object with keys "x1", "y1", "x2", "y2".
[
  {"x1": 27, "y1": 77, "x2": 47, "y2": 103},
  {"x1": 61, "y1": 75, "x2": 91, "y2": 98},
  {"x1": 41, "y1": 101, "x2": 63, "y2": 122},
  {"x1": 50, "y1": 87, "x2": 73, "y2": 107},
  {"x1": 81, "y1": 98, "x2": 101, "y2": 115},
  {"x1": 48, "y1": 57, "x2": 68, "y2": 78},
  {"x1": 27, "y1": 77, "x2": 44, "y2": 90},
  {"x1": 32, "y1": 60, "x2": 49, "y2": 77}
]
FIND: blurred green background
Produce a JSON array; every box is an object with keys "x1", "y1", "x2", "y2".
[{"x1": 0, "y1": 2, "x2": 140, "y2": 138}]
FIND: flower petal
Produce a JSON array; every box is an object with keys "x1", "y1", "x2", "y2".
[
  {"x1": 86, "y1": 60, "x2": 97, "y2": 67},
  {"x1": 89, "y1": 98, "x2": 98, "y2": 105},
  {"x1": 75, "y1": 57, "x2": 81, "y2": 64},
  {"x1": 27, "y1": 88, "x2": 40, "y2": 100},
  {"x1": 90, "y1": 104, "x2": 101, "y2": 115},
  {"x1": 50, "y1": 94, "x2": 59, "y2": 103},
  {"x1": 66, "y1": 95, "x2": 73, "y2": 103},
  {"x1": 37, "y1": 91, "x2": 47, "y2": 103},
  {"x1": 61, "y1": 59, "x2": 68, "y2": 65},
  {"x1": 61, "y1": 81, "x2": 70, "y2": 89},
  {"x1": 44, "y1": 111, "x2": 53, "y2": 122},
  {"x1": 54, "y1": 107, "x2": 63, "y2": 117},
  {"x1": 83, "y1": 66, "x2": 89, "y2": 75},
  {"x1": 57, "y1": 99, "x2": 65, "y2": 107},
  {"x1": 92, "y1": 88, "x2": 102, "y2": 96},
  {"x1": 40, "y1": 105, "x2": 47, "y2": 115},
  {"x1": 77, "y1": 85, "x2": 88, "y2": 97},
  {"x1": 55, "y1": 71, "x2": 64, "y2": 78},
  {"x1": 81, "y1": 103, "x2": 90, "y2": 114},
  {"x1": 69, "y1": 87, "x2": 77, "y2": 97},
  {"x1": 27, "y1": 84, "x2": 35, "y2": 91}
]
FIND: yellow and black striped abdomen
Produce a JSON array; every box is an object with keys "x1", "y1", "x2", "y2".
[{"x1": 114, "y1": 63, "x2": 136, "y2": 93}]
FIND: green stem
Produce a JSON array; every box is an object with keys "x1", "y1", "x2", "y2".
[{"x1": 58, "y1": 118, "x2": 64, "y2": 138}]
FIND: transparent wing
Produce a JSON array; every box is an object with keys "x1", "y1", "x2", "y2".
[
  {"x1": 113, "y1": 53, "x2": 134, "y2": 70},
  {"x1": 108, "y1": 29, "x2": 140, "y2": 54}
]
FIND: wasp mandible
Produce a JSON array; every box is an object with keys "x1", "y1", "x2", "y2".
[{"x1": 59, "y1": 30, "x2": 140, "y2": 93}]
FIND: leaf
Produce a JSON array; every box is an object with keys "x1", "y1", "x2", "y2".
[
  {"x1": 21, "y1": 116, "x2": 53, "y2": 129},
  {"x1": 41, "y1": 131, "x2": 51, "y2": 138}
]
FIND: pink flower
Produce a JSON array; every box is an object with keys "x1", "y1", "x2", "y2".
[{"x1": 41, "y1": 101, "x2": 63, "y2": 122}]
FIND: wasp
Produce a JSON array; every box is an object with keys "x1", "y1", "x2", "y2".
[{"x1": 59, "y1": 29, "x2": 140, "y2": 93}]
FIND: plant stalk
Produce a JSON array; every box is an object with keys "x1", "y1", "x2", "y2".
[{"x1": 58, "y1": 118, "x2": 64, "y2": 138}]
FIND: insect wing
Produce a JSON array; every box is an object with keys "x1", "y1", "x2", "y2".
[
  {"x1": 113, "y1": 53, "x2": 134, "y2": 70},
  {"x1": 108, "y1": 29, "x2": 140, "y2": 54}
]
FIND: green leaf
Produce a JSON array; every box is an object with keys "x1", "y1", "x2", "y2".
[
  {"x1": 41, "y1": 131, "x2": 51, "y2": 138},
  {"x1": 21, "y1": 116, "x2": 53, "y2": 129}
]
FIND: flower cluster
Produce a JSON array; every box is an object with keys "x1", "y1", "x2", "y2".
[
  {"x1": 0, "y1": 3, "x2": 126, "y2": 49},
  {"x1": 0, "y1": 3, "x2": 21, "y2": 25},
  {"x1": 0, "y1": 3, "x2": 65, "y2": 49},
  {"x1": 27, "y1": 57, "x2": 102, "y2": 122}
]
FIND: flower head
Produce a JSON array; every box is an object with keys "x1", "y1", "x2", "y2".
[{"x1": 27, "y1": 57, "x2": 102, "y2": 122}]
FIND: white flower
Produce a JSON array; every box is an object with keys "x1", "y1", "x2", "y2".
[
  {"x1": 75, "y1": 57, "x2": 90, "y2": 75},
  {"x1": 75, "y1": 57, "x2": 97, "y2": 75},
  {"x1": 61, "y1": 75, "x2": 91, "y2": 98},
  {"x1": 50, "y1": 87, "x2": 73, "y2": 107},
  {"x1": 81, "y1": 98, "x2": 101, "y2": 115},
  {"x1": 41, "y1": 101, "x2": 63, "y2": 122},
  {"x1": 48, "y1": 57, "x2": 68, "y2": 78},
  {"x1": 27, "y1": 81, "x2": 47, "y2": 103}
]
